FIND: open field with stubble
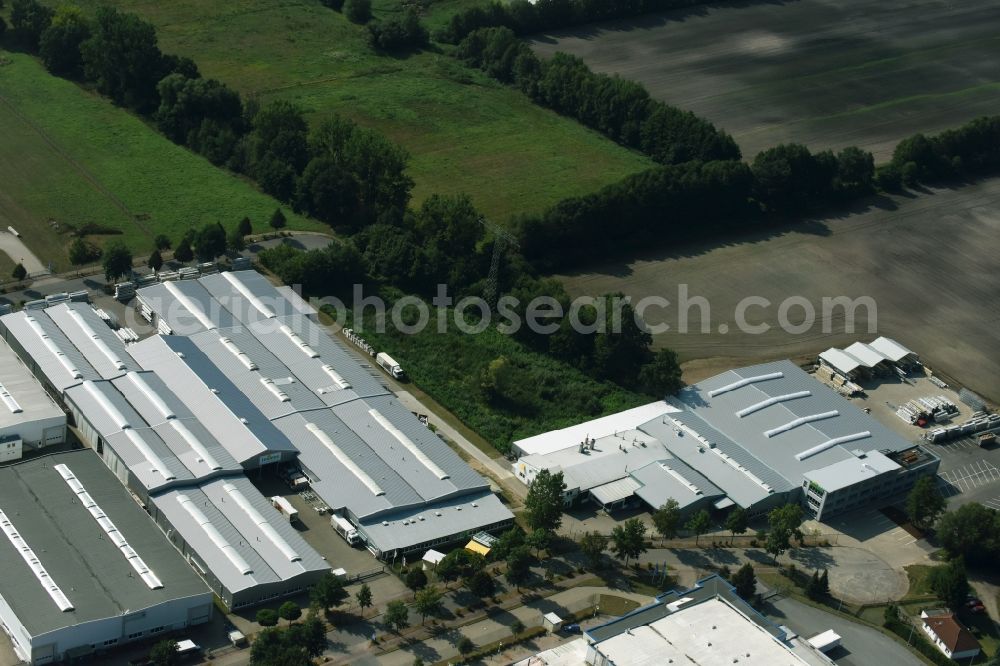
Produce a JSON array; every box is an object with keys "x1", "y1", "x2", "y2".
[
  {"x1": 557, "y1": 180, "x2": 1000, "y2": 401},
  {"x1": 52, "y1": 0, "x2": 652, "y2": 221},
  {"x1": 0, "y1": 52, "x2": 327, "y2": 272},
  {"x1": 532, "y1": 0, "x2": 1000, "y2": 161}
]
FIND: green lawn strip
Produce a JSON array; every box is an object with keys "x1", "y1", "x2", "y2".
[
  {"x1": 0, "y1": 52, "x2": 327, "y2": 268},
  {"x1": 44, "y1": 0, "x2": 652, "y2": 222}
]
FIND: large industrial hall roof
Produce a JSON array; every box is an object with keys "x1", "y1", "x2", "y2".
[
  {"x1": 0, "y1": 337, "x2": 63, "y2": 431},
  {"x1": 0, "y1": 451, "x2": 209, "y2": 636}
]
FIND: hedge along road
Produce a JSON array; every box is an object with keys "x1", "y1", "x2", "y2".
[
  {"x1": 556, "y1": 179, "x2": 1000, "y2": 403},
  {"x1": 531, "y1": 0, "x2": 1000, "y2": 161}
]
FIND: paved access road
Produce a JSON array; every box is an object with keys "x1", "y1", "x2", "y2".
[{"x1": 761, "y1": 595, "x2": 919, "y2": 666}]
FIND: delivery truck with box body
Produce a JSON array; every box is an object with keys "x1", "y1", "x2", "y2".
[
  {"x1": 375, "y1": 352, "x2": 404, "y2": 379},
  {"x1": 331, "y1": 514, "x2": 361, "y2": 545},
  {"x1": 270, "y1": 496, "x2": 299, "y2": 524}
]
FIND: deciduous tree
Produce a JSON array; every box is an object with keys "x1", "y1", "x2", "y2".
[
  {"x1": 652, "y1": 499, "x2": 681, "y2": 540},
  {"x1": 413, "y1": 585, "x2": 443, "y2": 624},
  {"x1": 524, "y1": 469, "x2": 566, "y2": 532},
  {"x1": 579, "y1": 531, "x2": 607, "y2": 570},
  {"x1": 102, "y1": 241, "x2": 132, "y2": 282},
  {"x1": 610, "y1": 518, "x2": 647, "y2": 565},
  {"x1": 685, "y1": 509, "x2": 711, "y2": 545},
  {"x1": 385, "y1": 600, "x2": 409, "y2": 632},
  {"x1": 906, "y1": 476, "x2": 946, "y2": 532}
]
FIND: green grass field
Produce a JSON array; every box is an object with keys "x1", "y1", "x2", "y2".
[
  {"x1": 0, "y1": 52, "x2": 326, "y2": 271},
  {"x1": 51, "y1": 0, "x2": 651, "y2": 222}
]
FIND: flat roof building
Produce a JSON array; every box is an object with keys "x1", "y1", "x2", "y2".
[
  {"x1": 0, "y1": 451, "x2": 213, "y2": 665},
  {"x1": 0, "y1": 338, "x2": 66, "y2": 461},
  {"x1": 516, "y1": 575, "x2": 832, "y2": 666},
  {"x1": 513, "y1": 361, "x2": 938, "y2": 521},
  {"x1": 133, "y1": 271, "x2": 513, "y2": 559}
]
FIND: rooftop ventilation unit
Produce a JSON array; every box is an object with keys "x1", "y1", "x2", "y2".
[
  {"x1": 321, "y1": 365, "x2": 351, "y2": 390},
  {"x1": 0, "y1": 509, "x2": 74, "y2": 611},
  {"x1": 708, "y1": 372, "x2": 783, "y2": 398},
  {"x1": 260, "y1": 377, "x2": 290, "y2": 403},
  {"x1": 219, "y1": 337, "x2": 257, "y2": 371},
  {"x1": 164, "y1": 282, "x2": 216, "y2": 330},
  {"x1": 126, "y1": 371, "x2": 175, "y2": 420},
  {"x1": 368, "y1": 409, "x2": 449, "y2": 480},
  {"x1": 177, "y1": 494, "x2": 254, "y2": 576},
  {"x1": 54, "y1": 464, "x2": 163, "y2": 589},
  {"x1": 222, "y1": 271, "x2": 276, "y2": 319},
  {"x1": 736, "y1": 391, "x2": 811, "y2": 418},
  {"x1": 221, "y1": 483, "x2": 301, "y2": 563},
  {"x1": 25, "y1": 316, "x2": 83, "y2": 379},
  {"x1": 796, "y1": 431, "x2": 871, "y2": 461},
  {"x1": 0, "y1": 381, "x2": 22, "y2": 414},
  {"x1": 304, "y1": 423, "x2": 385, "y2": 496},
  {"x1": 280, "y1": 325, "x2": 319, "y2": 358},
  {"x1": 66, "y1": 308, "x2": 126, "y2": 371},
  {"x1": 764, "y1": 411, "x2": 839, "y2": 438}
]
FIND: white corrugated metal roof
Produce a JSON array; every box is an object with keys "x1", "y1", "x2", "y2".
[
  {"x1": 514, "y1": 402, "x2": 679, "y2": 457},
  {"x1": 869, "y1": 336, "x2": 915, "y2": 362},
  {"x1": 818, "y1": 348, "x2": 864, "y2": 374}
]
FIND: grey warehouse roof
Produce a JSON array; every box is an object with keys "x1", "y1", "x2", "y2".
[
  {"x1": 151, "y1": 477, "x2": 328, "y2": 594},
  {"x1": 668, "y1": 360, "x2": 915, "y2": 490},
  {"x1": 65, "y1": 377, "x2": 241, "y2": 492},
  {"x1": 0, "y1": 307, "x2": 101, "y2": 392},
  {"x1": 0, "y1": 450, "x2": 210, "y2": 636},
  {"x1": 0, "y1": 337, "x2": 63, "y2": 430},
  {"x1": 135, "y1": 271, "x2": 512, "y2": 548}
]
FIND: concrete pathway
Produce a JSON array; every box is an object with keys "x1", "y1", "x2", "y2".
[{"x1": 0, "y1": 230, "x2": 46, "y2": 275}]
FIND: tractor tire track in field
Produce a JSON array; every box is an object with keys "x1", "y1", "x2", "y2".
[{"x1": 0, "y1": 92, "x2": 151, "y2": 237}]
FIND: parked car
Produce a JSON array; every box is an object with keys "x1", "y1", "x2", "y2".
[{"x1": 562, "y1": 624, "x2": 581, "y2": 634}]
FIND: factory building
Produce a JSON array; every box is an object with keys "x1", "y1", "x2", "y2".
[
  {"x1": 513, "y1": 360, "x2": 939, "y2": 521},
  {"x1": 133, "y1": 271, "x2": 514, "y2": 560},
  {"x1": 0, "y1": 338, "x2": 66, "y2": 461},
  {"x1": 0, "y1": 302, "x2": 329, "y2": 609},
  {"x1": 515, "y1": 575, "x2": 834, "y2": 666},
  {"x1": 0, "y1": 451, "x2": 213, "y2": 665}
]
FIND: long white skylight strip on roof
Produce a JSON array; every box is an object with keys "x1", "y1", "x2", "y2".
[
  {"x1": 260, "y1": 377, "x2": 290, "y2": 403},
  {"x1": 25, "y1": 316, "x2": 83, "y2": 379},
  {"x1": 0, "y1": 508, "x2": 74, "y2": 611},
  {"x1": 126, "y1": 371, "x2": 175, "y2": 420},
  {"x1": 177, "y1": 494, "x2": 254, "y2": 576},
  {"x1": 53, "y1": 464, "x2": 163, "y2": 589},
  {"x1": 0, "y1": 381, "x2": 22, "y2": 414},
  {"x1": 763, "y1": 411, "x2": 839, "y2": 438},
  {"x1": 796, "y1": 431, "x2": 872, "y2": 461},
  {"x1": 736, "y1": 391, "x2": 811, "y2": 418},
  {"x1": 708, "y1": 445, "x2": 773, "y2": 493},
  {"x1": 222, "y1": 271, "x2": 276, "y2": 319},
  {"x1": 123, "y1": 428, "x2": 177, "y2": 480},
  {"x1": 83, "y1": 379, "x2": 130, "y2": 430},
  {"x1": 66, "y1": 308, "x2": 126, "y2": 371},
  {"x1": 164, "y1": 282, "x2": 217, "y2": 331},
  {"x1": 221, "y1": 483, "x2": 301, "y2": 563},
  {"x1": 708, "y1": 372, "x2": 784, "y2": 398},
  {"x1": 660, "y1": 464, "x2": 701, "y2": 495},
  {"x1": 219, "y1": 337, "x2": 258, "y2": 371},
  {"x1": 169, "y1": 420, "x2": 223, "y2": 471},
  {"x1": 321, "y1": 364, "x2": 351, "y2": 390},
  {"x1": 368, "y1": 408, "x2": 450, "y2": 480},
  {"x1": 304, "y1": 422, "x2": 385, "y2": 496},
  {"x1": 279, "y1": 325, "x2": 319, "y2": 358}
]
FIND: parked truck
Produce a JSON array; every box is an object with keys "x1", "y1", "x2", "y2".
[
  {"x1": 375, "y1": 352, "x2": 404, "y2": 380},
  {"x1": 331, "y1": 514, "x2": 361, "y2": 545},
  {"x1": 270, "y1": 496, "x2": 299, "y2": 524}
]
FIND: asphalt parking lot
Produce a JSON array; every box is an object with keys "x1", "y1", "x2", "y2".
[
  {"x1": 761, "y1": 595, "x2": 918, "y2": 666},
  {"x1": 925, "y1": 435, "x2": 1000, "y2": 508}
]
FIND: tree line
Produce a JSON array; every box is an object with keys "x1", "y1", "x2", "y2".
[
  {"x1": 456, "y1": 27, "x2": 739, "y2": 165},
  {"x1": 437, "y1": 0, "x2": 739, "y2": 44},
  {"x1": 513, "y1": 112, "x2": 1000, "y2": 271}
]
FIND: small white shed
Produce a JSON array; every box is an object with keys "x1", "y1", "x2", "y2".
[
  {"x1": 542, "y1": 612, "x2": 563, "y2": 633},
  {"x1": 422, "y1": 549, "x2": 445, "y2": 571}
]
